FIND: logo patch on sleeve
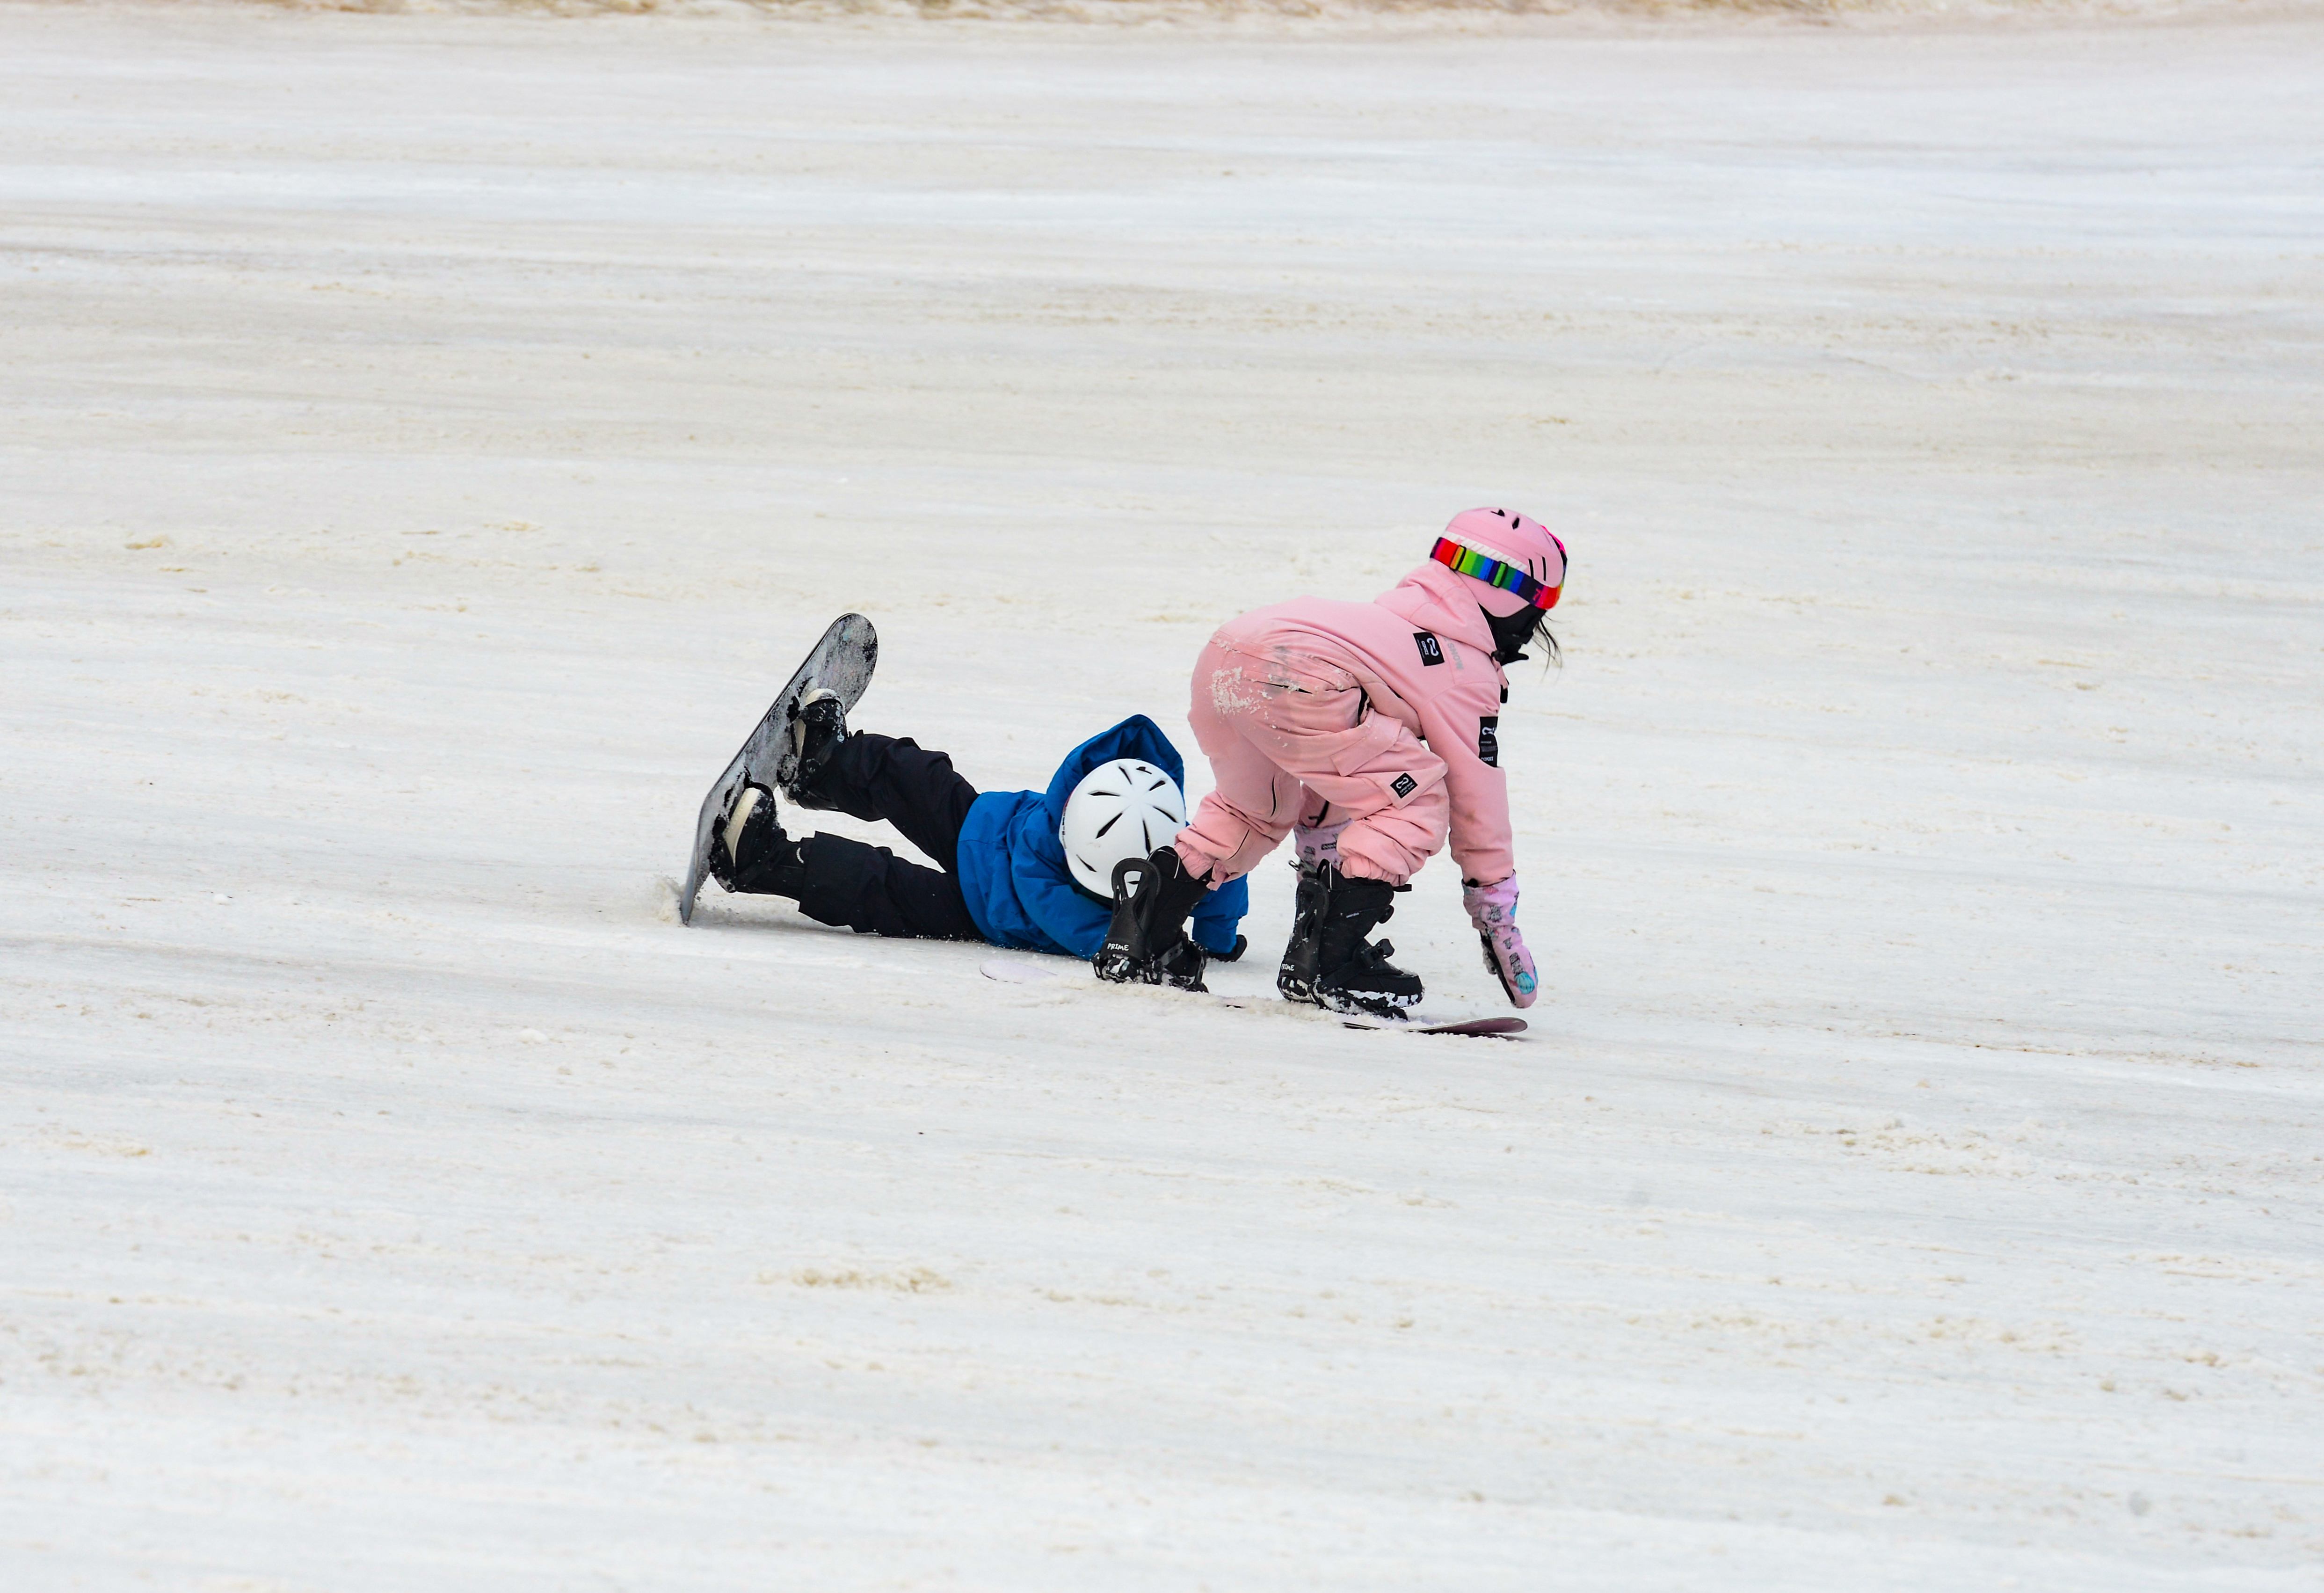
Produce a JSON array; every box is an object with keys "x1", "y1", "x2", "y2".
[
  {"x1": 1412, "y1": 631, "x2": 1445, "y2": 667},
  {"x1": 1477, "y1": 715, "x2": 1500, "y2": 768},
  {"x1": 1390, "y1": 773, "x2": 1419, "y2": 800}
]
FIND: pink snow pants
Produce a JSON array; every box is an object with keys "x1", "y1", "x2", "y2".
[{"x1": 1173, "y1": 635, "x2": 1450, "y2": 886}]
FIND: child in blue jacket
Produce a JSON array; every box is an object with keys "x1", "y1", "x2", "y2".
[{"x1": 708, "y1": 707, "x2": 1250, "y2": 961}]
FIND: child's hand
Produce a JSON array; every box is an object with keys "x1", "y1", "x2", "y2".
[{"x1": 1462, "y1": 876, "x2": 1538, "y2": 1009}]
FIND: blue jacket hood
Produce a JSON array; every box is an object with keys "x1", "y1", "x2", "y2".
[{"x1": 953, "y1": 715, "x2": 1249, "y2": 959}]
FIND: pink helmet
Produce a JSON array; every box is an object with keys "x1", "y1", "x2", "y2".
[{"x1": 1431, "y1": 507, "x2": 1567, "y2": 617}]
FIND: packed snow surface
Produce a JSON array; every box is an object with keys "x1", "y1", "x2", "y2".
[{"x1": 2, "y1": 3, "x2": 2319, "y2": 1586}]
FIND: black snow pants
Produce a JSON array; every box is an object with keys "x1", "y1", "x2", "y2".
[{"x1": 788, "y1": 732, "x2": 985, "y2": 943}]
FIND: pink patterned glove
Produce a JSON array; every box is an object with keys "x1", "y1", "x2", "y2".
[{"x1": 1462, "y1": 876, "x2": 1539, "y2": 1008}]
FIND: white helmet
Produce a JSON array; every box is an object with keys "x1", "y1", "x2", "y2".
[{"x1": 1059, "y1": 758, "x2": 1189, "y2": 896}]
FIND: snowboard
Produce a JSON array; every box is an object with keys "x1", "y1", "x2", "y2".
[
  {"x1": 980, "y1": 958, "x2": 1526, "y2": 1038},
  {"x1": 679, "y1": 614, "x2": 879, "y2": 926}
]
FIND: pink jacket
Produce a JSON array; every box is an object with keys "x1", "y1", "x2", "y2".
[{"x1": 1212, "y1": 560, "x2": 1516, "y2": 885}]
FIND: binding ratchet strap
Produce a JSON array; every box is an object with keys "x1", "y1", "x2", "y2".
[{"x1": 1431, "y1": 536, "x2": 1565, "y2": 611}]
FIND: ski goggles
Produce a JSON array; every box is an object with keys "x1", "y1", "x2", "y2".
[{"x1": 1431, "y1": 535, "x2": 1565, "y2": 611}]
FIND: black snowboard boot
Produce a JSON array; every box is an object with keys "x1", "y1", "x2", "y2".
[
  {"x1": 1277, "y1": 858, "x2": 1332, "y2": 1004},
  {"x1": 783, "y1": 689, "x2": 850, "y2": 812},
  {"x1": 1094, "y1": 847, "x2": 1213, "y2": 991},
  {"x1": 1307, "y1": 866, "x2": 1425, "y2": 1018},
  {"x1": 708, "y1": 781, "x2": 807, "y2": 896}
]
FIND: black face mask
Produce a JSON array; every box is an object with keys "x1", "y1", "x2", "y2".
[{"x1": 1485, "y1": 604, "x2": 1542, "y2": 665}]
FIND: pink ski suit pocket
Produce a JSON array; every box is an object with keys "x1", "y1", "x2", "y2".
[{"x1": 1312, "y1": 710, "x2": 1409, "y2": 781}]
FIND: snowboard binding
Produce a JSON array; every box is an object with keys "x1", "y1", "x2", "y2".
[
  {"x1": 1094, "y1": 848, "x2": 1212, "y2": 991},
  {"x1": 708, "y1": 781, "x2": 805, "y2": 897},
  {"x1": 783, "y1": 688, "x2": 850, "y2": 811},
  {"x1": 1277, "y1": 857, "x2": 1332, "y2": 1004},
  {"x1": 1278, "y1": 860, "x2": 1423, "y2": 1019}
]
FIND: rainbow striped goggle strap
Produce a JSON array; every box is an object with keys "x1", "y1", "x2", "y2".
[{"x1": 1431, "y1": 536, "x2": 1565, "y2": 611}]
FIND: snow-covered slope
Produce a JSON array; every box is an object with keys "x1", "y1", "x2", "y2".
[{"x1": 2, "y1": 4, "x2": 2318, "y2": 1586}]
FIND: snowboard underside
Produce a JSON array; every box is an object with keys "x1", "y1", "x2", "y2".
[
  {"x1": 980, "y1": 958, "x2": 1526, "y2": 1037},
  {"x1": 680, "y1": 614, "x2": 878, "y2": 926}
]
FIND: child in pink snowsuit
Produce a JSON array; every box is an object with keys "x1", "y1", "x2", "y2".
[{"x1": 1097, "y1": 508, "x2": 1565, "y2": 1017}]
